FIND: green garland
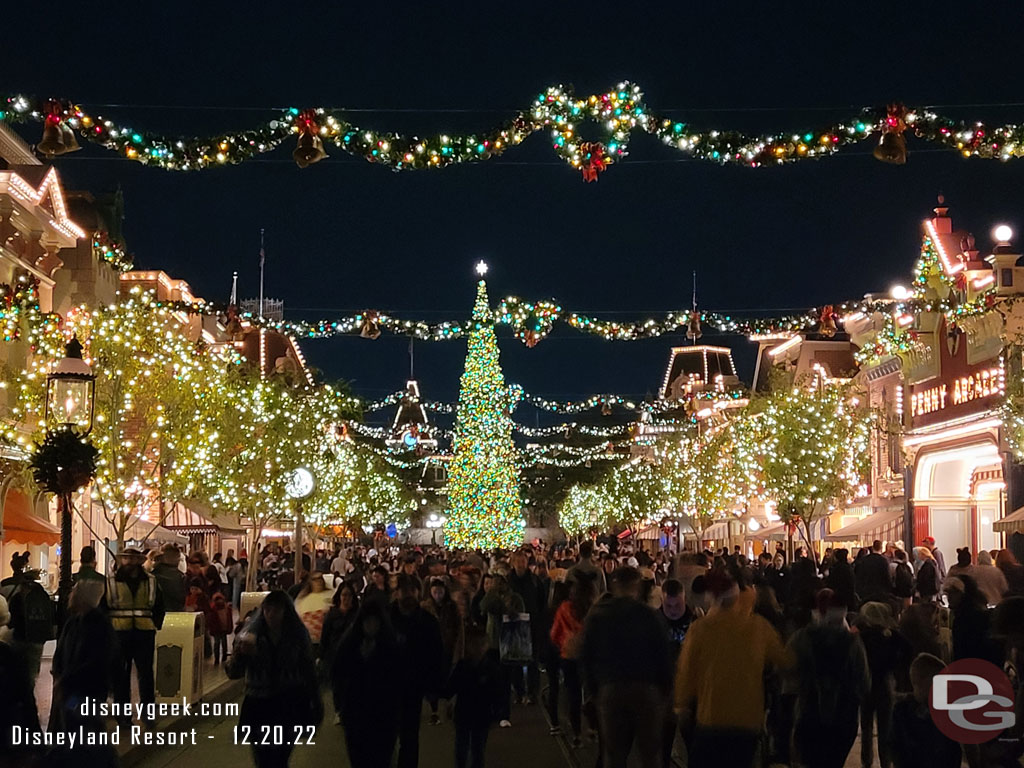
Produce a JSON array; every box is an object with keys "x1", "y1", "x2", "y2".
[
  {"x1": 29, "y1": 428, "x2": 98, "y2": 496},
  {"x1": 7, "y1": 85, "x2": 1024, "y2": 177}
]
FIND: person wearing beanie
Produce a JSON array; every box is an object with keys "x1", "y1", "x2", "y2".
[
  {"x1": 787, "y1": 588, "x2": 869, "y2": 768},
  {"x1": 674, "y1": 569, "x2": 791, "y2": 768}
]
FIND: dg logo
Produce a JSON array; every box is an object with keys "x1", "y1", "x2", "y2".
[{"x1": 930, "y1": 658, "x2": 1016, "y2": 744}]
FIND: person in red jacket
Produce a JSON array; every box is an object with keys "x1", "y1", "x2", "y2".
[
  {"x1": 549, "y1": 572, "x2": 597, "y2": 746},
  {"x1": 206, "y1": 591, "x2": 234, "y2": 665}
]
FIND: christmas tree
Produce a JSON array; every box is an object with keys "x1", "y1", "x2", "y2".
[{"x1": 446, "y1": 277, "x2": 522, "y2": 549}]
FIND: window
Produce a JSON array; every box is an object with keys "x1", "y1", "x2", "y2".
[{"x1": 1003, "y1": 268, "x2": 1014, "y2": 287}]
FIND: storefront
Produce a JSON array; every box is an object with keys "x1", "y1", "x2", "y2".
[
  {"x1": 163, "y1": 501, "x2": 246, "y2": 558},
  {"x1": 904, "y1": 326, "x2": 1007, "y2": 555}
]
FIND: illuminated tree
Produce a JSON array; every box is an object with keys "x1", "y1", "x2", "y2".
[
  {"x1": 307, "y1": 439, "x2": 415, "y2": 531},
  {"x1": 660, "y1": 426, "x2": 744, "y2": 546},
  {"x1": 743, "y1": 377, "x2": 872, "y2": 556},
  {"x1": 559, "y1": 457, "x2": 666, "y2": 536},
  {"x1": 559, "y1": 483, "x2": 608, "y2": 539},
  {"x1": 12, "y1": 290, "x2": 238, "y2": 551},
  {"x1": 446, "y1": 279, "x2": 522, "y2": 549}
]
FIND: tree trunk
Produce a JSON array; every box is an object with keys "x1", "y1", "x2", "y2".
[
  {"x1": 245, "y1": 519, "x2": 262, "y2": 592},
  {"x1": 802, "y1": 519, "x2": 818, "y2": 564},
  {"x1": 293, "y1": 504, "x2": 304, "y2": 577}
]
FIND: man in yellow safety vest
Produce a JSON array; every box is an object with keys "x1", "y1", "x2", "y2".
[{"x1": 103, "y1": 546, "x2": 165, "y2": 720}]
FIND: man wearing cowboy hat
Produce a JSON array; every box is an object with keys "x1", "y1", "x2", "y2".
[{"x1": 103, "y1": 545, "x2": 165, "y2": 720}]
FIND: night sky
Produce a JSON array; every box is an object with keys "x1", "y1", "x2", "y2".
[{"x1": 7, "y1": 2, "x2": 1024, "y2": 427}]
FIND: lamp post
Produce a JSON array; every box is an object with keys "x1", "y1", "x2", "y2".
[
  {"x1": 426, "y1": 512, "x2": 446, "y2": 545},
  {"x1": 44, "y1": 337, "x2": 95, "y2": 620},
  {"x1": 284, "y1": 467, "x2": 315, "y2": 578}
]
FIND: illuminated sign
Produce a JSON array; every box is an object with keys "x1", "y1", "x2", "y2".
[
  {"x1": 910, "y1": 364, "x2": 1003, "y2": 425},
  {"x1": 910, "y1": 367, "x2": 1002, "y2": 418}
]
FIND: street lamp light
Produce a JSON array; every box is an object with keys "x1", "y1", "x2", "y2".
[
  {"x1": 45, "y1": 337, "x2": 95, "y2": 622},
  {"x1": 284, "y1": 467, "x2": 315, "y2": 578},
  {"x1": 426, "y1": 512, "x2": 446, "y2": 545},
  {"x1": 45, "y1": 337, "x2": 95, "y2": 433}
]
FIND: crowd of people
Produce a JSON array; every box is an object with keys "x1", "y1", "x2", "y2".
[
  {"x1": 228, "y1": 534, "x2": 1024, "y2": 768},
  {"x1": 4, "y1": 532, "x2": 1024, "y2": 768}
]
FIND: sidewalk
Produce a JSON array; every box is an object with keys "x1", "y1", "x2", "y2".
[{"x1": 33, "y1": 638, "x2": 234, "y2": 729}]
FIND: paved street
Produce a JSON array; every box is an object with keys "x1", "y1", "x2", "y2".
[
  {"x1": 120, "y1": 676, "x2": 916, "y2": 768},
  {"x1": 127, "y1": 683, "x2": 569, "y2": 768}
]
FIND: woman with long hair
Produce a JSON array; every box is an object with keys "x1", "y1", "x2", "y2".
[
  {"x1": 226, "y1": 590, "x2": 323, "y2": 768},
  {"x1": 321, "y1": 583, "x2": 359, "y2": 724},
  {"x1": 421, "y1": 577, "x2": 464, "y2": 725},
  {"x1": 913, "y1": 547, "x2": 940, "y2": 603},
  {"x1": 334, "y1": 598, "x2": 402, "y2": 768},
  {"x1": 549, "y1": 572, "x2": 597, "y2": 746}
]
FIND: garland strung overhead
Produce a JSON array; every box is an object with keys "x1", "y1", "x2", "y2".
[
  {"x1": 222, "y1": 302, "x2": 826, "y2": 344},
  {"x1": 8, "y1": 87, "x2": 1024, "y2": 179},
  {"x1": 357, "y1": 383, "x2": 744, "y2": 417}
]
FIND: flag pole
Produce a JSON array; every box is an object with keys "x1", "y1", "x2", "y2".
[{"x1": 258, "y1": 228, "x2": 265, "y2": 320}]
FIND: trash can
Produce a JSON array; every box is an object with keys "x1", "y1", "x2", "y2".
[
  {"x1": 155, "y1": 612, "x2": 204, "y2": 704},
  {"x1": 240, "y1": 591, "x2": 269, "y2": 624}
]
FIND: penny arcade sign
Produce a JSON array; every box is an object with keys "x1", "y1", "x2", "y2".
[{"x1": 908, "y1": 321, "x2": 1004, "y2": 429}]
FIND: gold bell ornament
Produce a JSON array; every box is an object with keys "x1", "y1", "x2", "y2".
[
  {"x1": 37, "y1": 118, "x2": 67, "y2": 157},
  {"x1": 873, "y1": 103, "x2": 908, "y2": 165}
]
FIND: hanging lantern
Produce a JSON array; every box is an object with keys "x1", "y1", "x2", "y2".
[{"x1": 873, "y1": 103, "x2": 908, "y2": 165}]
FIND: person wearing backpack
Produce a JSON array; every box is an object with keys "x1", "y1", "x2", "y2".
[
  {"x1": 6, "y1": 567, "x2": 56, "y2": 699},
  {"x1": 787, "y1": 589, "x2": 869, "y2": 768},
  {"x1": 893, "y1": 549, "x2": 914, "y2": 614}
]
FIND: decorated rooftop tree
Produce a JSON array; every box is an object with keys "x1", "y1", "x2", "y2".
[{"x1": 446, "y1": 278, "x2": 522, "y2": 549}]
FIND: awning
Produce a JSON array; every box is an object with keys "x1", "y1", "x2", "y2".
[
  {"x1": 163, "y1": 502, "x2": 246, "y2": 535},
  {"x1": 994, "y1": 506, "x2": 1024, "y2": 534},
  {"x1": 699, "y1": 521, "x2": 730, "y2": 541},
  {"x1": 122, "y1": 518, "x2": 188, "y2": 547},
  {"x1": 746, "y1": 522, "x2": 788, "y2": 541},
  {"x1": 2, "y1": 491, "x2": 59, "y2": 547},
  {"x1": 971, "y1": 464, "x2": 1005, "y2": 495},
  {"x1": 636, "y1": 525, "x2": 663, "y2": 540},
  {"x1": 825, "y1": 507, "x2": 903, "y2": 543}
]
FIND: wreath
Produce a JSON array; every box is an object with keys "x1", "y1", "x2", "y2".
[{"x1": 29, "y1": 428, "x2": 98, "y2": 495}]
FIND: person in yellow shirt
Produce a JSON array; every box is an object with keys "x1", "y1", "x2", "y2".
[{"x1": 673, "y1": 569, "x2": 792, "y2": 768}]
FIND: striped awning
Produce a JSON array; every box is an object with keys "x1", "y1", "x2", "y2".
[
  {"x1": 994, "y1": 506, "x2": 1024, "y2": 534},
  {"x1": 746, "y1": 522, "x2": 788, "y2": 541},
  {"x1": 824, "y1": 507, "x2": 903, "y2": 544},
  {"x1": 163, "y1": 502, "x2": 246, "y2": 535},
  {"x1": 971, "y1": 464, "x2": 1004, "y2": 495}
]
